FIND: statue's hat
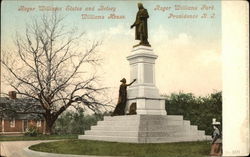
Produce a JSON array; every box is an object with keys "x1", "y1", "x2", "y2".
[
  {"x1": 212, "y1": 118, "x2": 221, "y2": 125},
  {"x1": 120, "y1": 78, "x2": 126, "y2": 83}
]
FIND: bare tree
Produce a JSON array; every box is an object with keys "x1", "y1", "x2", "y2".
[{"x1": 1, "y1": 13, "x2": 107, "y2": 134}]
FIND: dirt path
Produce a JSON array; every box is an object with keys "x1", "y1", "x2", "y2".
[{"x1": 0, "y1": 140, "x2": 54, "y2": 157}]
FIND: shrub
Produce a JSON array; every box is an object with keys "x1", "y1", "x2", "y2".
[
  {"x1": 24, "y1": 126, "x2": 39, "y2": 136},
  {"x1": 165, "y1": 91, "x2": 222, "y2": 135},
  {"x1": 54, "y1": 109, "x2": 111, "y2": 135}
]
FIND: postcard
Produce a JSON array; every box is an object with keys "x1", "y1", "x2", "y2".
[{"x1": 0, "y1": 0, "x2": 249, "y2": 157}]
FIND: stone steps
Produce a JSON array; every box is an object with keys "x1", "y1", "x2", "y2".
[
  {"x1": 79, "y1": 135, "x2": 207, "y2": 143},
  {"x1": 85, "y1": 130, "x2": 200, "y2": 137},
  {"x1": 98, "y1": 119, "x2": 185, "y2": 126},
  {"x1": 79, "y1": 135, "x2": 138, "y2": 143},
  {"x1": 79, "y1": 115, "x2": 210, "y2": 143},
  {"x1": 90, "y1": 125, "x2": 197, "y2": 133},
  {"x1": 103, "y1": 115, "x2": 184, "y2": 122},
  {"x1": 91, "y1": 125, "x2": 138, "y2": 131},
  {"x1": 97, "y1": 120, "x2": 140, "y2": 126}
]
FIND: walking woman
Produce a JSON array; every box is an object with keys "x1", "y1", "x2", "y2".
[{"x1": 210, "y1": 119, "x2": 222, "y2": 156}]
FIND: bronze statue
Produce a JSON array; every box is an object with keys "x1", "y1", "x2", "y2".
[
  {"x1": 131, "y1": 3, "x2": 150, "y2": 47},
  {"x1": 111, "y1": 78, "x2": 136, "y2": 116}
]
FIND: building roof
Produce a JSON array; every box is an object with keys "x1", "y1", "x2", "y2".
[{"x1": 0, "y1": 97, "x2": 45, "y2": 120}]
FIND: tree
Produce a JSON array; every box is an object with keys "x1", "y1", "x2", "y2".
[
  {"x1": 54, "y1": 110, "x2": 111, "y2": 134},
  {"x1": 165, "y1": 91, "x2": 222, "y2": 135},
  {"x1": 1, "y1": 13, "x2": 107, "y2": 134},
  {"x1": 54, "y1": 109, "x2": 85, "y2": 135}
]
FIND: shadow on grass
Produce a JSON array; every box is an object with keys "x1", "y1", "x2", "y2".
[{"x1": 29, "y1": 139, "x2": 211, "y2": 157}]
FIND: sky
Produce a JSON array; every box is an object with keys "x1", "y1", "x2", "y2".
[{"x1": 1, "y1": 0, "x2": 222, "y2": 103}]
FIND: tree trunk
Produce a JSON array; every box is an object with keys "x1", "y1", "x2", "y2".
[
  {"x1": 44, "y1": 114, "x2": 57, "y2": 135},
  {"x1": 45, "y1": 120, "x2": 53, "y2": 135}
]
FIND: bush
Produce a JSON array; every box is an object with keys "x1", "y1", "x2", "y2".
[
  {"x1": 54, "y1": 109, "x2": 111, "y2": 135},
  {"x1": 165, "y1": 91, "x2": 222, "y2": 135},
  {"x1": 24, "y1": 126, "x2": 39, "y2": 137}
]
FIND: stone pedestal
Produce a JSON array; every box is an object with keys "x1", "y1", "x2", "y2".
[{"x1": 126, "y1": 46, "x2": 166, "y2": 115}]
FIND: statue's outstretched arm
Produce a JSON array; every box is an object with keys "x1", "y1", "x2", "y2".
[
  {"x1": 131, "y1": 23, "x2": 136, "y2": 29},
  {"x1": 127, "y1": 79, "x2": 137, "y2": 86}
]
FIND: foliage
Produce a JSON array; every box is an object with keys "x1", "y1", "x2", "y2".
[
  {"x1": 54, "y1": 109, "x2": 111, "y2": 134},
  {"x1": 29, "y1": 139, "x2": 211, "y2": 157},
  {"x1": 165, "y1": 91, "x2": 222, "y2": 135},
  {"x1": 24, "y1": 126, "x2": 40, "y2": 137}
]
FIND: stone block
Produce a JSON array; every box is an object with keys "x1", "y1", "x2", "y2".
[{"x1": 125, "y1": 46, "x2": 167, "y2": 115}]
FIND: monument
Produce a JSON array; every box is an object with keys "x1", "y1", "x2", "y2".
[
  {"x1": 130, "y1": 3, "x2": 150, "y2": 47},
  {"x1": 79, "y1": 3, "x2": 210, "y2": 143}
]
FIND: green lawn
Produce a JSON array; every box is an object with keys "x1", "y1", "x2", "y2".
[
  {"x1": 0, "y1": 134, "x2": 77, "y2": 141},
  {"x1": 29, "y1": 139, "x2": 211, "y2": 157}
]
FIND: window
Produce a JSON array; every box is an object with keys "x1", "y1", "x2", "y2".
[
  {"x1": 10, "y1": 118, "x2": 15, "y2": 128},
  {"x1": 37, "y1": 120, "x2": 41, "y2": 127}
]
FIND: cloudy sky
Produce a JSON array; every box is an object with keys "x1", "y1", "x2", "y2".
[{"x1": 1, "y1": 0, "x2": 221, "y2": 101}]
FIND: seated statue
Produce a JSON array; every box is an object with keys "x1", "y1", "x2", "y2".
[{"x1": 128, "y1": 102, "x2": 137, "y2": 115}]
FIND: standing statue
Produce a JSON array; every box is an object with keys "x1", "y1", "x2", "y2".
[
  {"x1": 131, "y1": 3, "x2": 150, "y2": 47},
  {"x1": 111, "y1": 78, "x2": 136, "y2": 116}
]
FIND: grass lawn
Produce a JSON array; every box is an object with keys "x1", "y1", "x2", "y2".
[
  {"x1": 0, "y1": 134, "x2": 77, "y2": 141},
  {"x1": 29, "y1": 139, "x2": 211, "y2": 157}
]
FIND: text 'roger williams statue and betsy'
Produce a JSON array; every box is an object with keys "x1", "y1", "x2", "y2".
[{"x1": 112, "y1": 3, "x2": 149, "y2": 116}]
